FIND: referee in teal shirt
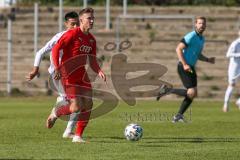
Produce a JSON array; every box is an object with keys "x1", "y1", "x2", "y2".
[{"x1": 157, "y1": 16, "x2": 215, "y2": 122}]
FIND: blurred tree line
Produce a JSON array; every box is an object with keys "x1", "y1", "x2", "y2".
[{"x1": 17, "y1": 0, "x2": 240, "y2": 6}]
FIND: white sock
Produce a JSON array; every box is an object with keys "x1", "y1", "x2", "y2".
[
  {"x1": 224, "y1": 85, "x2": 234, "y2": 108},
  {"x1": 64, "y1": 112, "x2": 78, "y2": 133}
]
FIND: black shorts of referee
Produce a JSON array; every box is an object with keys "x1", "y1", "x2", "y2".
[{"x1": 177, "y1": 62, "x2": 197, "y2": 89}]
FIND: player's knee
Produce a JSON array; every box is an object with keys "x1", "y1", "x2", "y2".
[
  {"x1": 71, "y1": 107, "x2": 80, "y2": 113},
  {"x1": 71, "y1": 104, "x2": 80, "y2": 113},
  {"x1": 69, "y1": 100, "x2": 80, "y2": 113},
  {"x1": 187, "y1": 88, "x2": 197, "y2": 99}
]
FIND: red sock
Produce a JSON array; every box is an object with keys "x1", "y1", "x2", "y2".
[
  {"x1": 56, "y1": 105, "x2": 72, "y2": 117},
  {"x1": 75, "y1": 110, "x2": 91, "y2": 136},
  {"x1": 75, "y1": 121, "x2": 87, "y2": 137}
]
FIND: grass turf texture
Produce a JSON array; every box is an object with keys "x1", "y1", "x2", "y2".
[{"x1": 0, "y1": 97, "x2": 240, "y2": 160}]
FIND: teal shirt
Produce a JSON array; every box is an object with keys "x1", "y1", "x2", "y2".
[{"x1": 181, "y1": 31, "x2": 205, "y2": 67}]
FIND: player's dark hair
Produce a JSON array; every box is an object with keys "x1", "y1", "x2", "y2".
[
  {"x1": 65, "y1": 11, "x2": 79, "y2": 21},
  {"x1": 79, "y1": 7, "x2": 94, "y2": 16},
  {"x1": 195, "y1": 16, "x2": 206, "y2": 23}
]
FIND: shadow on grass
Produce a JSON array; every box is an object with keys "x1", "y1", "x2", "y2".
[
  {"x1": 137, "y1": 144, "x2": 170, "y2": 148},
  {"x1": 87, "y1": 136, "x2": 240, "y2": 144},
  {"x1": 143, "y1": 137, "x2": 240, "y2": 143}
]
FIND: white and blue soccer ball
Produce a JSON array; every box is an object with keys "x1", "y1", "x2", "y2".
[{"x1": 124, "y1": 123, "x2": 143, "y2": 141}]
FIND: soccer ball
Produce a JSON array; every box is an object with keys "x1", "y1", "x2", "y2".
[{"x1": 124, "y1": 123, "x2": 143, "y2": 141}]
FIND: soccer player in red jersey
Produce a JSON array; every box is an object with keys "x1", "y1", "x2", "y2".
[{"x1": 47, "y1": 8, "x2": 106, "y2": 143}]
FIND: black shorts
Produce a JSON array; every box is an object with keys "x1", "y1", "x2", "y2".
[{"x1": 177, "y1": 62, "x2": 197, "y2": 89}]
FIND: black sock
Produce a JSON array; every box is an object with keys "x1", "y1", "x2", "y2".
[
  {"x1": 170, "y1": 88, "x2": 187, "y2": 97},
  {"x1": 178, "y1": 96, "x2": 193, "y2": 115}
]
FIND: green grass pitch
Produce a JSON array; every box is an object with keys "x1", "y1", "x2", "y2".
[{"x1": 0, "y1": 97, "x2": 240, "y2": 160}]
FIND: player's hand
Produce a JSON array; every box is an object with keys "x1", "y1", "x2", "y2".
[
  {"x1": 183, "y1": 64, "x2": 193, "y2": 73},
  {"x1": 54, "y1": 69, "x2": 61, "y2": 80},
  {"x1": 98, "y1": 70, "x2": 106, "y2": 82},
  {"x1": 208, "y1": 57, "x2": 215, "y2": 64},
  {"x1": 26, "y1": 67, "x2": 39, "y2": 81}
]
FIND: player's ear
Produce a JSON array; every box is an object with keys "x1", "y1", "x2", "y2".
[{"x1": 64, "y1": 21, "x2": 68, "y2": 27}]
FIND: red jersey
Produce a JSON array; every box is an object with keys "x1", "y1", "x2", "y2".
[
  {"x1": 52, "y1": 27, "x2": 100, "y2": 97},
  {"x1": 52, "y1": 27, "x2": 100, "y2": 74}
]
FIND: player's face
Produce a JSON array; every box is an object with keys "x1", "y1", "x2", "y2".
[
  {"x1": 65, "y1": 18, "x2": 79, "y2": 30},
  {"x1": 195, "y1": 19, "x2": 206, "y2": 34},
  {"x1": 80, "y1": 13, "x2": 95, "y2": 31}
]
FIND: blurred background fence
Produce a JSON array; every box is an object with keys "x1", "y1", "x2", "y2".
[{"x1": 0, "y1": 0, "x2": 240, "y2": 100}]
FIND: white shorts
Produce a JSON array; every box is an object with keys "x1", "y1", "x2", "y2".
[
  {"x1": 228, "y1": 57, "x2": 240, "y2": 84},
  {"x1": 49, "y1": 73, "x2": 66, "y2": 97}
]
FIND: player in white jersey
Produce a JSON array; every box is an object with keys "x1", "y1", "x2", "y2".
[
  {"x1": 223, "y1": 30, "x2": 240, "y2": 112},
  {"x1": 26, "y1": 11, "x2": 79, "y2": 137}
]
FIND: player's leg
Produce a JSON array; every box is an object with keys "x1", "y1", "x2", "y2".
[
  {"x1": 223, "y1": 58, "x2": 238, "y2": 112},
  {"x1": 47, "y1": 67, "x2": 89, "y2": 129},
  {"x1": 46, "y1": 99, "x2": 75, "y2": 129},
  {"x1": 46, "y1": 94, "x2": 82, "y2": 129},
  {"x1": 156, "y1": 84, "x2": 187, "y2": 100},
  {"x1": 223, "y1": 83, "x2": 234, "y2": 112},
  {"x1": 46, "y1": 76, "x2": 68, "y2": 128},
  {"x1": 170, "y1": 88, "x2": 187, "y2": 97},
  {"x1": 156, "y1": 63, "x2": 188, "y2": 100},
  {"x1": 62, "y1": 112, "x2": 78, "y2": 138},
  {"x1": 172, "y1": 62, "x2": 197, "y2": 123},
  {"x1": 173, "y1": 87, "x2": 197, "y2": 122},
  {"x1": 62, "y1": 91, "x2": 88, "y2": 138},
  {"x1": 52, "y1": 76, "x2": 78, "y2": 137},
  {"x1": 72, "y1": 90, "x2": 93, "y2": 143},
  {"x1": 72, "y1": 105, "x2": 92, "y2": 143}
]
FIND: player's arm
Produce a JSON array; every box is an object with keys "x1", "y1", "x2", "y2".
[
  {"x1": 198, "y1": 53, "x2": 215, "y2": 64},
  {"x1": 26, "y1": 66, "x2": 39, "y2": 81},
  {"x1": 176, "y1": 41, "x2": 192, "y2": 72},
  {"x1": 52, "y1": 31, "x2": 72, "y2": 80},
  {"x1": 89, "y1": 40, "x2": 106, "y2": 81},
  {"x1": 26, "y1": 35, "x2": 59, "y2": 81},
  {"x1": 26, "y1": 33, "x2": 65, "y2": 81}
]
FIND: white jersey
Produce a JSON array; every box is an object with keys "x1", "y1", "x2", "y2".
[
  {"x1": 33, "y1": 31, "x2": 67, "y2": 97},
  {"x1": 226, "y1": 38, "x2": 240, "y2": 58},
  {"x1": 33, "y1": 31, "x2": 67, "y2": 74},
  {"x1": 226, "y1": 38, "x2": 240, "y2": 84}
]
